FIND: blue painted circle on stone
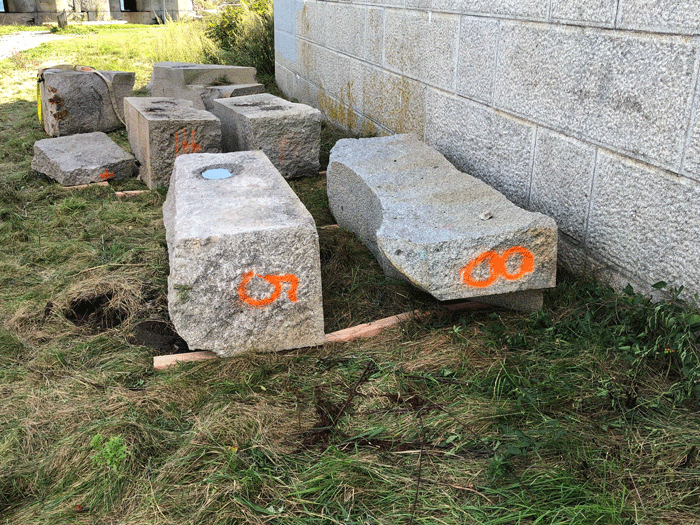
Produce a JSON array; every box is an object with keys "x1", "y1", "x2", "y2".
[{"x1": 202, "y1": 168, "x2": 233, "y2": 180}]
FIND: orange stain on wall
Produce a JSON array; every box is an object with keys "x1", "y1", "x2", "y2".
[
  {"x1": 461, "y1": 246, "x2": 534, "y2": 288},
  {"x1": 238, "y1": 272, "x2": 299, "y2": 307}
]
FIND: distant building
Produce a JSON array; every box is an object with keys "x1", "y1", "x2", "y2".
[{"x1": 0, "y1": 0, "x2": 194, "y2": 24}]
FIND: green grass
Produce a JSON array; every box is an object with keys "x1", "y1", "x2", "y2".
[{"x1": 1, "y1": 23, "x2": 700, "y2": 525}]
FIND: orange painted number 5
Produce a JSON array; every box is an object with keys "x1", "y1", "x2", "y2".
[{"x1": 238, "y1": 272, "x2": 299, "y2": 307}]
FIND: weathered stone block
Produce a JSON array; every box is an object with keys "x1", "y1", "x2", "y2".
[
  {"x1": 31, "y1": 131, "x2": 135, "y2": 186},
  {"x1": 189, "y1": 83, "x2": 266, "y2": 111},
  {"x1": 39, "y1": 68, "x2": 134, "y2": 137},
  {"x1": 149, "y1": 62, "x2": 257, "y2": 98},
  {"x1": 494, "y1": 22, "x2": 698, "y2": 171},
  {"x1": 327, "y1": 134, "x2": 557, "y2": 302},
  {"x1": 163, "y1": 151, "x2": 325, "y2": 356},
  {"x1": 211, "y1": 93, "x2": 322, "y2": 179},
  {"x1": 123, "y1": 97, "x2": 222, "y2": 189},
  {"x1": 425, "y1": 89, "x2": 535, "y2": 207}
]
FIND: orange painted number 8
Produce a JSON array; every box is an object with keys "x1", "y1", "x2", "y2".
[
  {"x1": 461, "y1": 247, "x2": 535, "y2": 288},
  {"x1": 238, "y1": 272, "x2": 299, "y2": 307}
]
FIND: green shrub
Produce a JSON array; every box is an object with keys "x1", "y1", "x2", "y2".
[{"x1": 207, "y1": 0, "x2": 274, "y2": 77}]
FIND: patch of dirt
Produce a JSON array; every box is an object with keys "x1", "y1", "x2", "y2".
[
  {"x1": 65, "y1": 292, "x2": 126, "y2": 332},
  {"x1": 127, "y1": 320, "x2": 189, "y2": 354}
]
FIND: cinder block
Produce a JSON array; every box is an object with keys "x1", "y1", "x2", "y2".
[
  {"x1": 124, "y1": 97, "x2": 222, "y2": 189},
  {"x1": 551, "y1": 0, "x2": 617, "y2": 26},
  {"x1": 163, "y1": 151, "x2": 324, "y2": 356},
  {"x1": 362, "y1": 65, "x2": 426, "y2": 136},
  {"x1": 325, "y1": 2, "x2": 365, "y2": 57},
  {"x1": 494, "y1": 22, "x2": 698, "y2": 172},
  {"x1": 296, "y1": 0, "x2": 326, "y2": 45},
  {"x1": 385, "y1": 9, "x2": 458, "y2": 91},
  {"x1": 31, "y1": 132, "x2": 135, "y2": 186},
  {"x1": 327, "y1": 134, "x2": 557, "y2": 302},
  {"x1": 457, "y1": 16, "x2": 499, "y2": 103},
  {"x1": 211, "y1": 93, "x2": 322, "y2": 179},
  {"x1": 587, "y1": 151, "x2": 700, "y2": 299},
  {"x1": 617, "y1": 0, "x2": 700, "y2": 35},
  {"x1": 425, "y1": 89, "x2": 536, "y2": 207},
  {"x1": 530, "y1": 129, "x2": 596, "y2": 243},
  {"x1": 39, "y1": 68, "x2": 134, "y2": 137},
  {"x1": 431, "y1": 0, "x2": 547, "y2": 20}
]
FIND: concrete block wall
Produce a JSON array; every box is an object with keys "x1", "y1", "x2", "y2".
[{"x1": 275, "y1": 0, "x2": 700, "y2": 300}]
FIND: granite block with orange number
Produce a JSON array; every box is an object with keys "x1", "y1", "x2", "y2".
[
  {"x1": 163, "y1": 151, "x2": 324, "y2": 357},
  {"x1": 123, "y1": 97, "x2": 222, "y2": 189},
  {"x1": 327, "y1": 134, "x2": 558, "y2": 303},
  {"x1": 211, "y1": 93, "x2": 322, "y2": 179},
  {"x1": 31, "y1": 132, "x2": 136, "y2": 186},
  {"x1": 39, "y1": 68, "x2": 135, "y2": 137}
]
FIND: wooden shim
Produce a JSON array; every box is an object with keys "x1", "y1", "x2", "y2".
[
  {"x1": 153, "y1": 351, "x2": 218, "y2": 370},
  {"x1": 153, "y1": 302, "x2": 490, "y2": 369},
  {"x1": 115, "y1": 190, "x2": 149, "y2": 198},
  {"x1": 60, "y1": 181, "x2": 110, "y2": 190}
]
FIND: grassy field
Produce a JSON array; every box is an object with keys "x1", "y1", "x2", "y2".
[{"x1": 1, "y1": 22, "x2": 700, "y2": 525}]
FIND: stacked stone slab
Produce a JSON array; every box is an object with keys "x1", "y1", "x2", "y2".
[
  {"x1": 211, "y1": 93, "x2": 323, "y2": 179},
  {"x1": 123, "y1": 97, "x2": 222, "y2": 189},
  {"x1": 163, "y1": 151, "x2": 325, "y2": 356},
  {"x1": 39, "y1": 68, "x2": 135, "y2": 137},
  {"x1": 149, "y1": 62, "x2": 263, "y2": 110},
  {"x1": 327, "y1": 134, "x2": 558, "y2": 307},
  {"x1": 31, "y1": 132, "x2": 136, "y2": 186}
]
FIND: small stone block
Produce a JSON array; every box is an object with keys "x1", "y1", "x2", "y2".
[
  {"x1": 211, "y1": 93, "x2": 322, "y2": 179},
  {"x1": 123, "y1": 97, "x2": 222, "y2": 189},
  {"x1": 31, "y1": 132, "x2": 136, "y2": 186},
  {"x1": 39, "y1": 68, "x2": 135, "y2": 137},
  {"x1": 163, "y1": 151, "x2": 325, "y2": 357},
  {"x1": 327, "y1": 134, "x2": 558, "y2": 301},
  {"x1": 190, "y1": 83, "x2": 266, "y2": 111},
  {"x1": 150, "y1": 62, "x2": 257, "y2": 97}
]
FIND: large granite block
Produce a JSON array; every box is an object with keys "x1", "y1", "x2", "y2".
[
  {"x1": 211, "y1": 93, "x2": 322, "y2": 179},
  {"x1": 617, "y1": 0, "x2": 700, "y2": 35},
  {"x1": 327, "y1": 134, "x2": 557, "y2": 302},
  {"x1": 457, "y1": 16, "x2": 499, "y2": 103},
  {"x1": 494, "y1": 22, "x2": 698, "y2": 171},
  {"x1": 31, "y1": 132, "x2": 135, "y2": 186},
  {"x1": 163, "y1": 151, "x2": 324, "y2": 356},
  {"x1": 39, "y1": 68, "x2": 134, "y2": 137},
  {"x1": 123, "y1": 97, "x2": 221, "y2": 189}
]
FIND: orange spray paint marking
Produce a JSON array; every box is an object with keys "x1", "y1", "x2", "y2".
[
  {"x1": 238, "y1": 271, "x2": 299, "y2": 307},
  {"x1": 99, "y1": 170, "x2": 114, "y2": 180},
  {"x1": 174, "y1": 129, "x2": 202, "y2": 156},
  {"x1": 461, "y1": 246, "x2": 535, "y2": 288}
]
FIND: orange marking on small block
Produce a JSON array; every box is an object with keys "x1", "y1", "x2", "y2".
[
  {"x1": 175, "y1": 128, "x2": 202, "y2": 156},
  {"x1": 238, "y1": 272, "x2": 299, "y2": 308},
  {"x1": 99, "y1": 170, "x2": 114, "y2": 180}
]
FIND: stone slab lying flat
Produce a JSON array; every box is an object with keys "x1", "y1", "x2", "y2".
[
  {"x1": 327, "y1": 134, "x2": 558, "y2": 302},
  {"x1": 31, "y1": 132, "x2": 136, "y2": 186},
  {"x1": 124, "y1": 97, "x2": 222, "y2": 189},
  {"x1": 39, "y1": 68, "x2": 134, "y2": 137},
  {"x1": 211, "y1": 93, "x2": 322, "y2": 179},
  {"x1": 163, "y1": 151, "x2": 324, "y2": 357},
  {"x1": 150, "y1": 62, "x2": 257, "y2": 98}
]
